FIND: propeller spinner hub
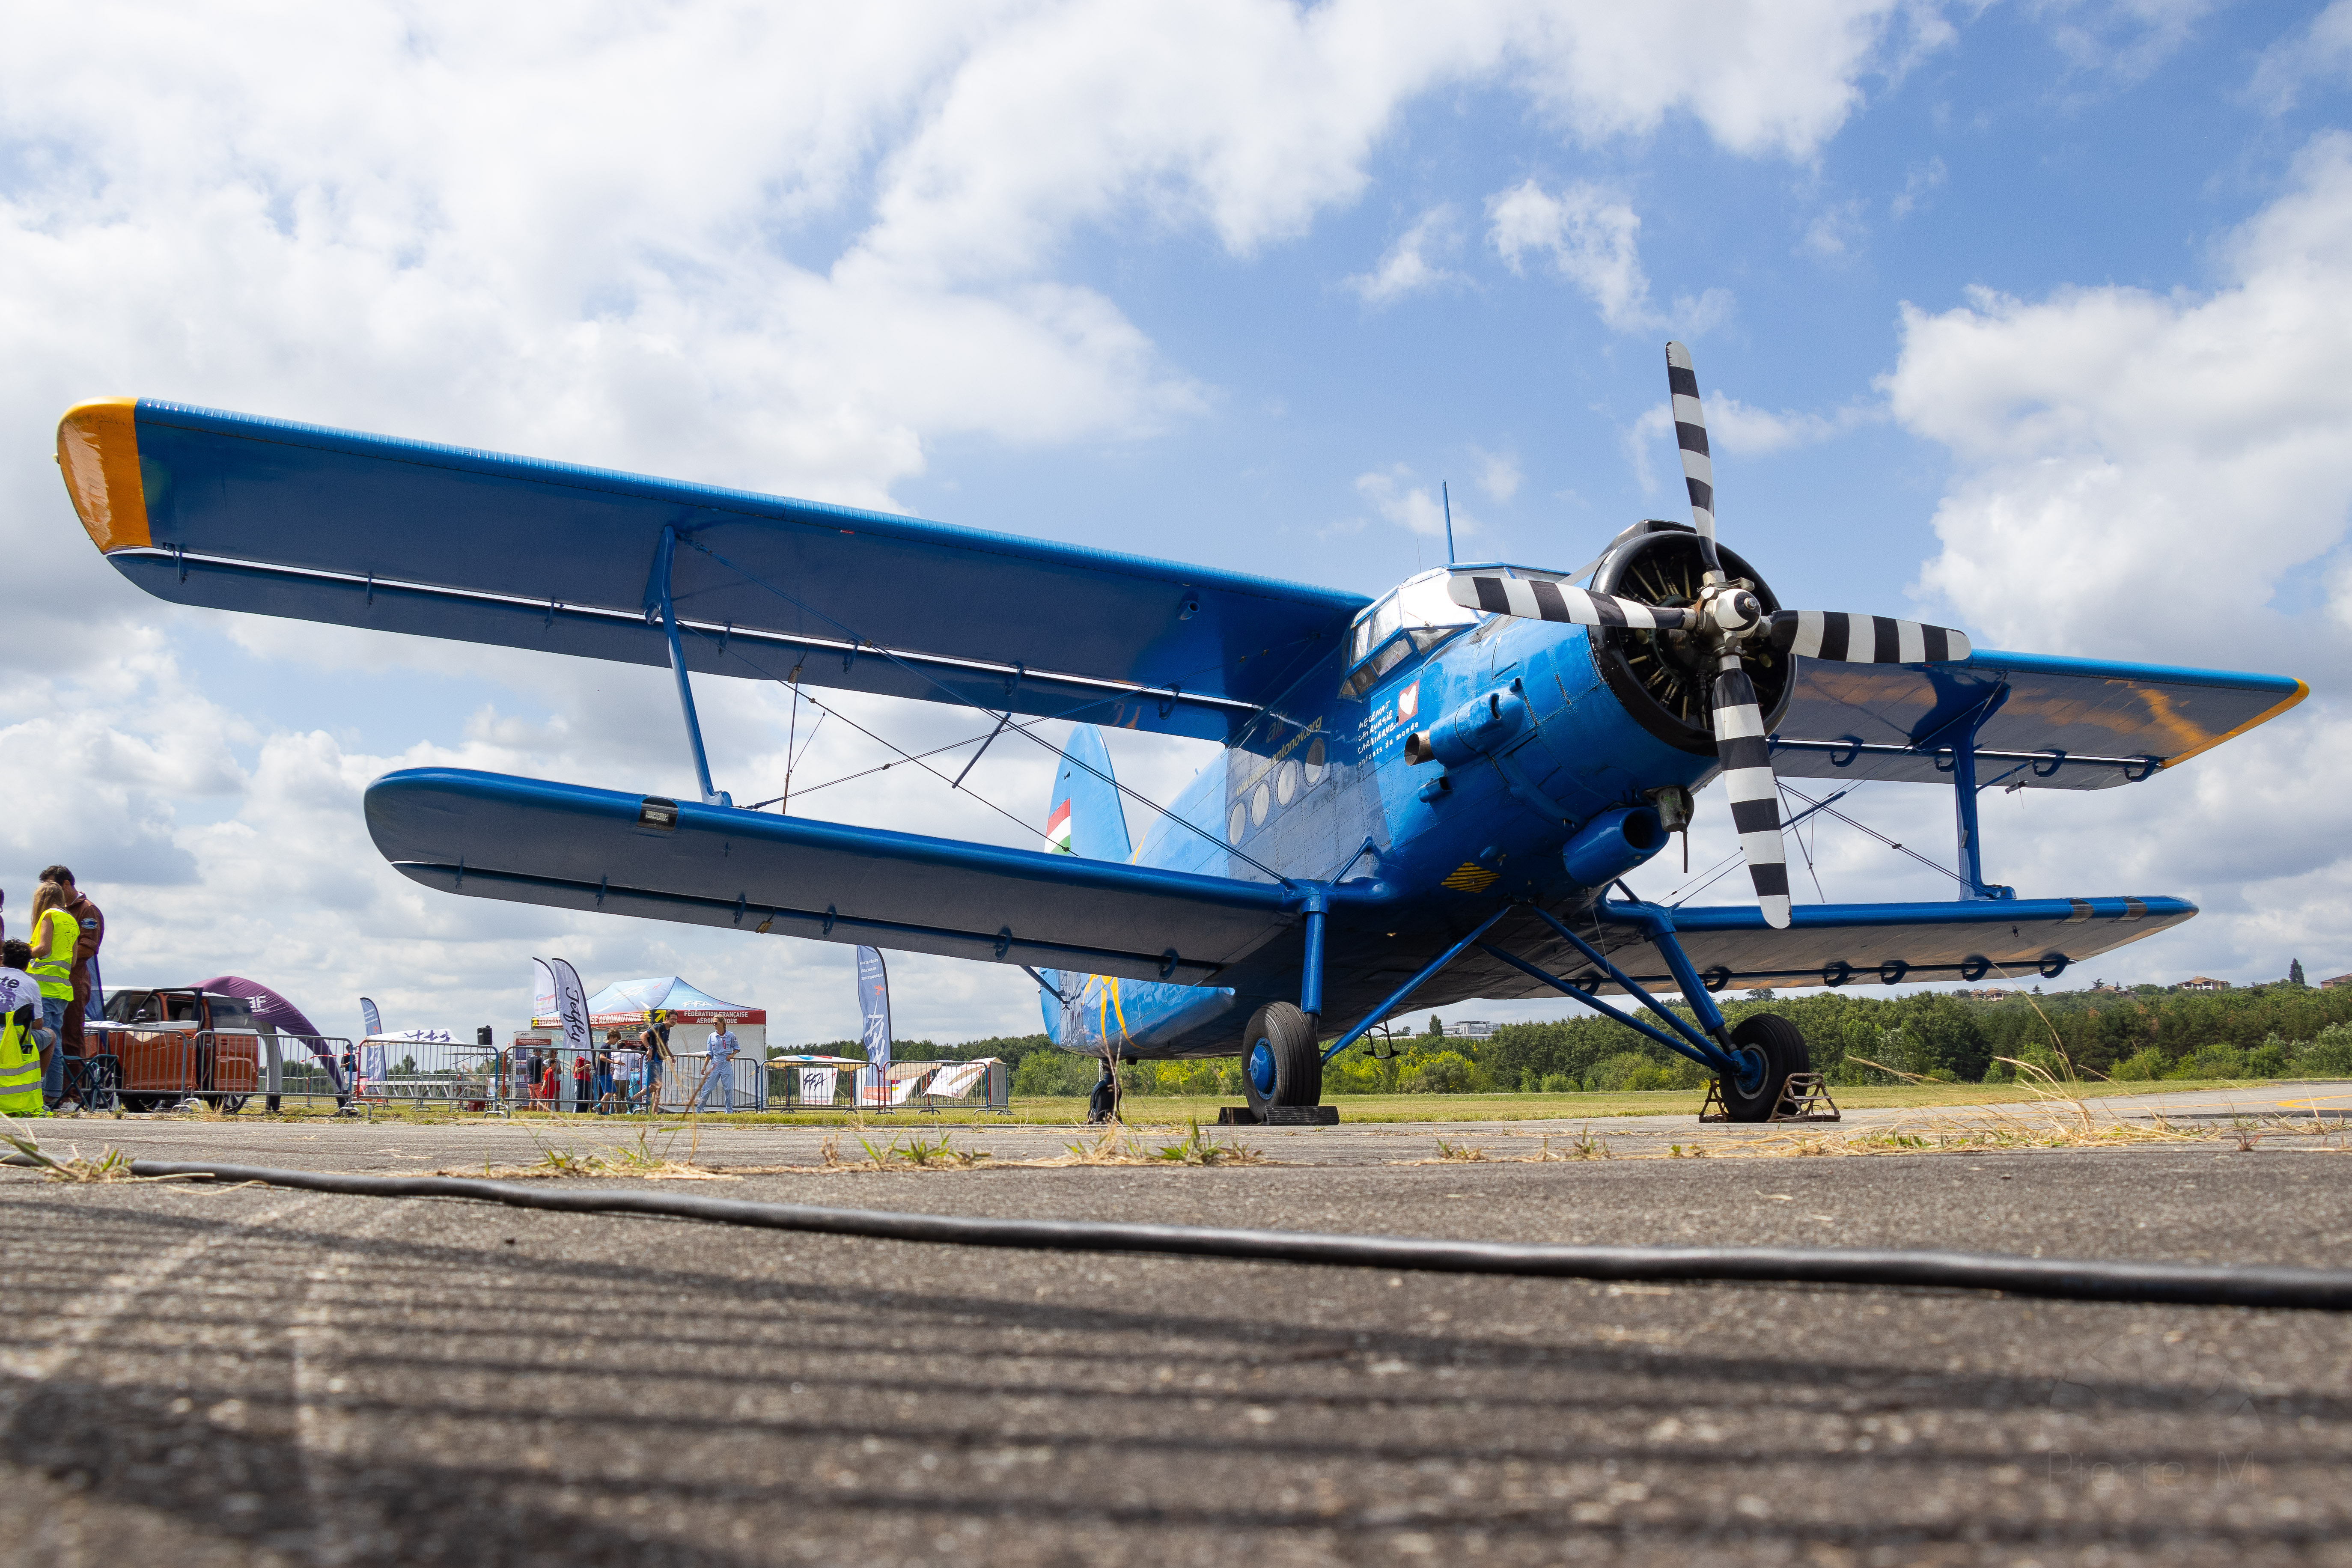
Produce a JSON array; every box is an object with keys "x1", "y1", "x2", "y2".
[{"x1": 1702, "y1": 586, "x2": 1763, "y2": 638}]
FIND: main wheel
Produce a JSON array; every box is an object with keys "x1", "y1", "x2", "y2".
[
  {"x1": 1714, "y1": 1013, "x2": 1806, "y2": 1123},
  {"x1": 206, "y1": 1094, "x2": 249, "y2": 1115},
  {"x1": 1241, "y1": 1003, "x2": 1322, "y2": 1114}
]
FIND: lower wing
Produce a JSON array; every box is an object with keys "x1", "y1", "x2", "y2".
[
  {"x1": 1556, "y1": 897, "x2": 2194, "y2": 992},
  {"x1": 365, "y1": 769, "x2": 1352, "y2": 985}
]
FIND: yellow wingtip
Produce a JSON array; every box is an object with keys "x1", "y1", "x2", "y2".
[
  {"x1": 2162, "y1": 677, "x2": 2311, "y2": 771},
  {"x1": 55, "y1": 399, "x2": 149, "y2": 553}
]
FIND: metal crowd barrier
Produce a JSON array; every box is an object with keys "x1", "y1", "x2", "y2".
[
  {"x1": 59, "y1": 1028, "x2": 356, "y2": 1113},
  {"x1": 766, "y1": 1060, "x2": 1011, "y2": 1113},
  {"x1": 494, "y1": 1047, "x2": 765, "y2": 1114}
]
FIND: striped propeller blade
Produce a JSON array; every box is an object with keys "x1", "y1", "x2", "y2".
[
  {"x1": 1447, "y1": 571, "x2": 1695, "y2": 631},
  {"x1": 1767, "y1": 611, "x2": 1971, "y2": 664},
  {"x1": 1664, "y1": 341, "x2": 1718, "y2": 558},
  {"x1": 1711, "y1": 657, "x2": 1792, "y2": 930}
]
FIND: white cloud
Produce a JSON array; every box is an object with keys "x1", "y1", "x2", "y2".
[
  {"x1": 1872, "y1": 129, "x2": 2352, "y2": 985},
  {"x1": 1625, "y1": 393, "x2": 1873, "y2": 492},
  {"x1": 1356, "y1": 466, "x2": 1462, "y2": 541},
  {"x1": 1891, "y1": 156, "x2": 1948, "y2": 219},
  {"x1": 1472, "y1": 446, "x2": 1523, "y2": 504},
  {"x1": 1891, "y1": 131, "x2": 2352, "y2": 666},
  {"x1": 1509, "y1": 0, "x2": 1946, "y2": 159},
  {"x1": 1345, "y1": 205, "x2": 1465, "y2": 307},
  {"x1": 2249, "y1": 0, "x2": 2352, "y2": 113},
  {"x1": 1801, "y1": 197, "x2": 1871, "y2": 260},
  {"x1": 1487, "y1": 178, "x2": 1733, "y2": 333},
  {"x1": 2042, "y1": 0, "x2": 2223, "y2": 86}
]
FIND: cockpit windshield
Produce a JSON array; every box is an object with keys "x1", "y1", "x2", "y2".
[{"x1": 1343, "y1": 568, "x2": 1479, "y2": 696}]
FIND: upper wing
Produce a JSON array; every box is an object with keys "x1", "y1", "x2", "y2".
[
  {"x1": 57, "y1": 400, "x2": 1366, "y2": 743},
  {"x1": 365, "y1": 768, "x2": 1365, "y2": 985},
  {"x1": 1768, "y1": 649, "x2": 2306, "y2": 790}
]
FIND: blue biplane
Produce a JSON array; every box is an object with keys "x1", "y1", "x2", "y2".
[{"x1": 55, "y1": 345, "x2": 2306, "y2": 1122}]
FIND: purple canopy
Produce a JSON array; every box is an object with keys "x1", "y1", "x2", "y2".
[{"x1": 197, "y1": 976, "x2": 341, "y2": 1080}]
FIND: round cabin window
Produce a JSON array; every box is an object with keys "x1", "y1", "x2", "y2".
[
  {"x1": 1227, "y1": 803, "x2": 1247, "y2": 842},
  {"x1": 1275, "y1": 759, "x2": 1299, "y2": 805},
  {"x1": 1250, "y1": 781, "x2": 1271, "y2": 825},
  {"x1": 1303, "y1": 737, "x2": 1327, "y2": 785}
]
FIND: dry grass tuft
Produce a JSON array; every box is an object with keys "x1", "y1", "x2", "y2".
[
  {"x1": 1049, "y1": 1125, "x2": 1146, "y2": 1166},
  {"x1": 1150, "y1": 1120, "x2": 1264, "y2": 1166},
  {"x1": 1, "y1": 1116, "x2": 199, "y2": 1184},
  {"x1": 857, "y1": 1133, "x2": 993, "y2": 1169}
]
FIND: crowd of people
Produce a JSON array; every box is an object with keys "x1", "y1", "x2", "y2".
[
  {"x1": 509, "y1": 1010, "x2": 744, "y2": 1113},
  {"x1": 0, "y1": 866, "x2": 104, "y2": 1118}
]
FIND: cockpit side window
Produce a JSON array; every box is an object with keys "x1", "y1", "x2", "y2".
[{"x1": 1341, "y1": 570, "x2": 1478, "y2": 699}]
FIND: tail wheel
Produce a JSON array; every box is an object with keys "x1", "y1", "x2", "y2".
[
  {"x1": 1241, "y1": 1003, "x2": 1322, "y2": 1113},
  {"x1": 1715, "y1": 1013, "x2": 1806, "y2": 1123}
]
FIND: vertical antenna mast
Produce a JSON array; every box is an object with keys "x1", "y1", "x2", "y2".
[{"x1": 1441, "y1": 482, "x2": 1456, "y2": 565}]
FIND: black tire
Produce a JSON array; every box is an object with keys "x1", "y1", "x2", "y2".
[
  {"x1": 207, "y1": 1094, "x2": 248, "y2": 1116},
  {"x1": 1241, "y1": 1003, "x2": 1322, "y2": 1113},
  {"x1": 1086, "y1": 1062, "x2": 1117, "y2": 1124},
  {"x1": 1715, "y1": 1013, "x2": 1807, "y2": 1123}
]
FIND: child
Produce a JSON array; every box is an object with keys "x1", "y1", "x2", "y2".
[{"x1": 0, "y1": 940, "x2": 45, "y2": 1117}]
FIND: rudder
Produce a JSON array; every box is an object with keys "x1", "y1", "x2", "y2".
[{"x1": 1042, "y1": 724, "x2": 1132, "y2": 863}]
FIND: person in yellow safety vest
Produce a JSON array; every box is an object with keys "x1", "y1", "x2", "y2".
[
  {"x1": 0, "y1": 939, "x2": 47, "y2": 1118},
  {"x1": 27, "y1": 883, "x2": 76, "y2": 1112}
]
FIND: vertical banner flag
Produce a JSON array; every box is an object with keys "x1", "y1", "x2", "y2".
[
  {"x1": 360, "y1": 996, "x2": 383, "y2": 1038},
  {"x1": 549, "y1": 958, "x2": 592, "y2": 1059},
  {"x1": 856, "y1": 946, "x2": 892, "y2": 1107}
]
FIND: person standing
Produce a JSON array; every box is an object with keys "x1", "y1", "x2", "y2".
[
  {"x1": 615, "y1": 1033, "x2": 644, "y2": 1114},
  {"x1": 0, "y1": 940, "x2": 46, "y2": 1117},
  {"x1": 27, "y1": 883, "x2": 77, "y2": 1111},
  {"x1": 636, "y1": 1012, "x2": 670, "y2": 1111},
  {"x1": 701, "y1": 1021, "x2": 740, "y2": 1112},
  {"x1": 36, "y1": 867, "x2": 101, "y2": 1069}
]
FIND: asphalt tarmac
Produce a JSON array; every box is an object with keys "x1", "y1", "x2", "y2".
[{"x1": 3, "y1": 1097, "x2": 2349, "y2": 1565}]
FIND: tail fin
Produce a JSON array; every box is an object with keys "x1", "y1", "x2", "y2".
[{"x1": 1043, "y1": 724, "x2": 1132, "y2": 863}]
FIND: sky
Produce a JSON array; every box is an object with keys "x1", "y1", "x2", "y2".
[{"x1": 6, "y1": 0, "x2": 2352, "y2": 1046}]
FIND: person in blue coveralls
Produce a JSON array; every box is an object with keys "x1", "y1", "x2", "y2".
[{"x1": 700, "y1": 1022, "x2": 739, "y2": 1112}]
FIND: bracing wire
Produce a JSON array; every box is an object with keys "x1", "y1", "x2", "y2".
[
  {"x1": 674, "y1": 537, "x2": 1300, "y2": 885},
  {"x1": 1777, "y1": 782, "x2": 1971, "y2": 888},
  {"x1": 751, "y1": 721, "x2": 1022, "y2": 808},
  {"x1": 679, "y1": 622, "x2": 1045, "y2": 843}
]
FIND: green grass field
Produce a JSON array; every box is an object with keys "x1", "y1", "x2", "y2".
[{"x1": 188, "y1": 1076, "x2": 2345, "y2": 1128}]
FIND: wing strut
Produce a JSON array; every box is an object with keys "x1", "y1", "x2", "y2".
[{"x1": 651, "y1": 526, "x2": 729, "y2": 807}]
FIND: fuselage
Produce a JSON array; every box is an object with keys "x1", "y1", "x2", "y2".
[{"x1": 1043, "y1": 543, "x2": 1760, "y2": 1059}]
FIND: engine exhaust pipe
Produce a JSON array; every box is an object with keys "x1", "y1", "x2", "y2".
[{"x1": 1561, "y1": 805, "x2": 1667, "y2": 887}]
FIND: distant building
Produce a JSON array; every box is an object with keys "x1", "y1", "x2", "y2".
[
  {"x1": 2323, "y1": 975, "x2": 2352, "y2": 991},
  {"x1": 2177, "y1": 976, "x2": 2232, "y2": 992},
  {"x1": 1957, "y1": 988, "x2": 2014, "y2": 1001},
  {"x1": 1443, "y1": 1020, "x2": 1497, "y2": 1039}
]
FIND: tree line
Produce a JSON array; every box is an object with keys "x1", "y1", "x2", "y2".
[{"x1": 786, "y1": 979, "x2": 2352, "y2": 1097}]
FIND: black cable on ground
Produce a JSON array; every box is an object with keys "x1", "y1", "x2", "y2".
[{"x1": 126, "y1": 1159, "x2": 2352, "y2": 1311}]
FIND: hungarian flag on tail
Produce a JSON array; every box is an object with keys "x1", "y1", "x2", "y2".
[{"x1": 1044, "y1": 798, "x2": 1074, "y2": 854}]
